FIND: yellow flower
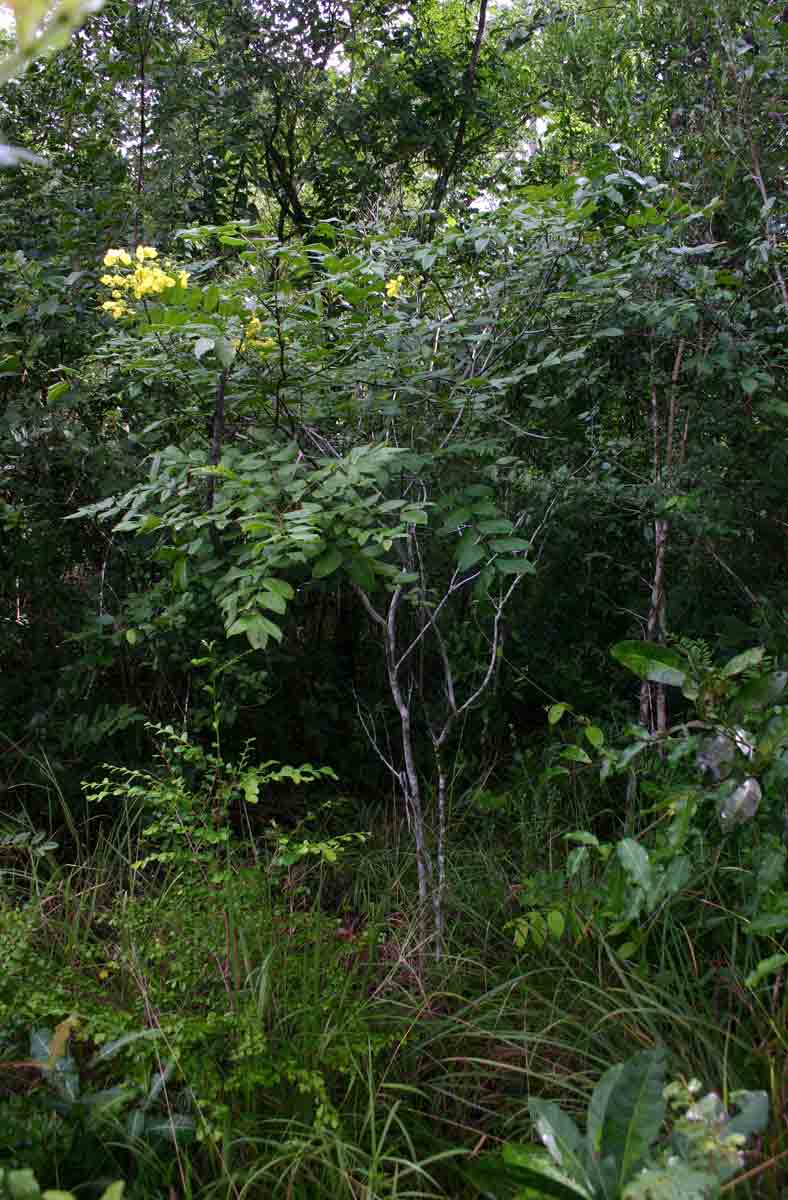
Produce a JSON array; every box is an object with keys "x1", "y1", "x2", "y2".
[
  {"x1": 177, "y1": 270, "x2": 189, "y2": 288},
  {"x1": 103, "y1": 248, "x2": 132, "y2": 267},
  {"x1": 135, "y1": 245, "x2": 158, "y2": 261},
  {"x1": 385, "y1": 274, "x2": 405, "y2": 299},
  {"x1": 100, "y1": 273, "x2": 114, "y2": 286},
  {"x1": 101, "y1": 299, "x2": 129, "y2": 319}
]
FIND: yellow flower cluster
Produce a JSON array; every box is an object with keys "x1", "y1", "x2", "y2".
[
  {"x1": 385, "y1": 274, "x2": 405, "y2": 299},
  {"x1": 99, "y1": 246, "x2": 189, "y2": 319},
  {"x1": 238, "y1": 313, "x2": 277, "y2": 352}
]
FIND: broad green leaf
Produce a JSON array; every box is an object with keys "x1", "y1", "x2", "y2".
[
  {"x1": 313, "y1": 547, "x2": 343, "y2": 579},
  {"x1": 213, "y1": 336, "x2": 236, "y2": 367},
  {"x1": 478, "y1": 518, "x2": 514, "y2": 535},
  {"x1": 725, "y1": 1090, "x2": 769, "y2": 1140},
  {"x1": 585, "y1": 725, "x2": 604, "y2": 749},
  {"x1": 496, "y1": 558, "x2": 536, "y2": 575},
  {"x1": 88, "y1": 1029, "x2": 160, "y2": 1066},
  {"x1": 616, "y1": 839, "x2": 652, "y2": 893},
  {"x1": 529, "y1": 1100, "x2": 593, "y2": 1193},
  {"x1": 548, "y1": 703, "x2": 570, "y2": 725},
  {"x1": 261, "y1": 577, "x2": 294, "y2": 599},
  {"x1": 733, "y1": 671, "x2": 788, "y2": 713},
  {"x1": 598, "y1": 1047, "x2": 666, "y2": 1187},
  {"x1": 242, "y1": 616, "x2": 280, "y2": 649},
  {"x1": 587, "y1": 1061, "x2": 624, "y2": 1157},
  {"x1": 456, "y1": 532, "x2": 486, "y2": 571},
  {"x1": 7, "y1": 1171, "x2": 42, "y2": 1200},
  {"x1": 745, "y1": 952, "x2": 788, "y2": 989},
  {"x1": 503, "y1": 1143, "x2": 592, "y2": 1199},
  {"x1": 611, "y1": 641, "x2": 686, "y2": 688},
  {"x1": 721, "y1": 647, "x2": 764, "y2": 677},
  {"x1": 547, "y1": 910, "x2": 565, "y2": 939},
  {"x1": 97, "y1": 1186, "x2": 125, "y2": 1200},
  {"x1": 441, "y1": 506, "x2": 472, "y2": 531},
  {"x1": 47, "y1": 381, "x2": 70, "y2": 403},
  {"x1": 348, "y1": 553, "x2": 375, "y2": 591},
  {"x1": 260, "y1": 590, "x2": 287, "y2": 615},
  {"x1": 491, "y1": 536, "x2": 531, "y2": 552},
  {"x1": 565, "y1": 831, "x2": 600, "y2": 846},
  {"x1": 561, "y1": 745, "x2": 592, "y2": 765},
  {"x1": 622, "y1": 1165, "x2": 717, "y2": 1199}
]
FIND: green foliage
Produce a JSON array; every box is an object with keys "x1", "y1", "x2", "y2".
[
  {"x1": 0, "y1": 1169, "x2": 122, "y2": 1200},
  {"x1": 1, "y1": 0, "x2": 788, "y2": 1194},
  {"x1": 482, "y1": 1050, "x2": 767, "y2": 1200}
]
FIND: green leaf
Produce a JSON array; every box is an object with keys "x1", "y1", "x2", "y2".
[
  {"x1": 97, "y1": 1186, "x2": 125, "y2": 1200},
  {"x1": 616, "y1": 839, "x2": 652, "y2": 894},
  {"x1": 6, "y1": 1170, "x2": 42, "y2": 1200},
  {"x1": 491, "y1": 536, "x2": 531, "y2": 552},
  {"x1": 456, "y1": 531, "x2": 486, "y2": 571},
  {"x1": 560, "y1": 745, "x2": 592, "y2": 765},
  {"x1": 247, "y1": 615, "x2": 282, "y2": 648},
  {"x1": 47, "y1": 381, "x2": 70, "y2": 403},
  {"x1": 598, "y1": 1047, "x2": 666, "y2": 1187},
  {"x1": 260, "y1": 590, "x2": 287, "y2": 615},
  {"x1": 745, "y1": 952, "x2": 788, "y2": 989},
  {"x1": 733, "y1": 671, "x2": 788, "y2": 713},
  {"x1": 587, "y1": 1061, "x2": 625, "y2": 1160},
  {"x1": 529, "y1": 1100, "x2": 593, "y2": 1193},
  {"x1": 548, "y1": 703, "x2": 569, "y2": 725},
  {"x1": 503, "y1": 1143, "x2": 592, "y2": 1199},
  {"x1": 721, "y1": 647, "x2": 764, "y2": 677},
  {"x1": 348, "y1": 553, "x2": 375, "y2": 591},
  {"x1": 312, "y1": 547, "x2": 343, "y2": 579},
  {"x1": 88, "y1": 1030, "x2": 160, "y2": 1067},
  {"x1": 261, "y1": 577, "x2": 295, "y2": 600},
  {"x1": 725, "y1": 1090, "x2": 769, "y2": 1140},
  {"x1": 241, "y1": 773, "x2": 259, "y2": 804},
  {"x1": 585, "y1": 725, "x2": 604, "y2": 749},
  {"x1": 213, "y1": 336, "x2": 236, "y2": 367},
  {"x1": 547, "y1": 910, "x2": 566, "y2": 940},
  {"x1": 441, "y1": 506, "x2": 472, "y2": 531},
  {"x1": 496, "y1": 558, "x2": 536, "y2": 575},
  {"x1": 478, "y1": 518, "x2": 514, "y2": 535},
  {"x1": 622, "y1": 1165, "x2": 717, "y2": 1199},
  {"x1": 610, "y1": 641, "x2": 686, "y2": 688}
]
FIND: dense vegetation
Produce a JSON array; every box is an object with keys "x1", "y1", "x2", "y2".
[{"x1": 1, "y1": 0, "x2": 787, "y2": 1196}]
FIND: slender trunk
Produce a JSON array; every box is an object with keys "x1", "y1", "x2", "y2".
[
  {"x1": 206, "y1": 368, "x2": 229, "y2": 560},
  {"x1": 132, "y1": 0, "x2": 148, "y2": 247},
  {"x1": 640, "y1": 342, "x2": 684, "y2": 734},
  {"x1": 208, "y1": 368, "x2": 229, "y2": 509},
  {"x1": 434, "y1": 747, "x2": 447, "y2": 960},
  {"x1": 750, "y1": 139, "x2": 788, "y2": 313}
]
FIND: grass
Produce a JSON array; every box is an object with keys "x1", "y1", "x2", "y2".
[{"x1": 1, "y1": 751, "x2": 786, "y2": 1198}]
